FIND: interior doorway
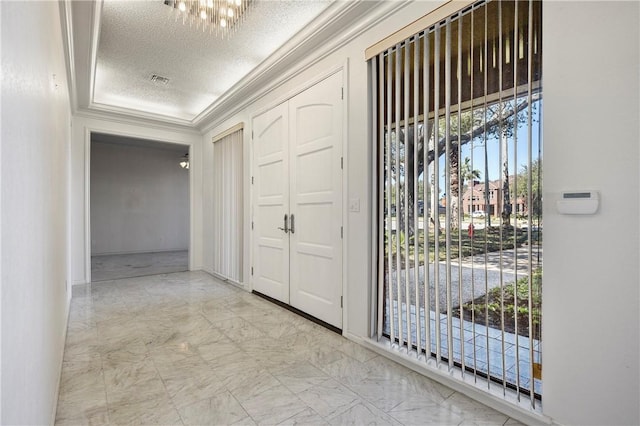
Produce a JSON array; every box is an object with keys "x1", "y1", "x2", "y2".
[{"x1": 90, "y1": 132, "x2": 190, "y2": 282}]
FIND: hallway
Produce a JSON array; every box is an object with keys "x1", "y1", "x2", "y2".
[{"x1": 56, "y1": 272, "x2": 521, "y2": 425}]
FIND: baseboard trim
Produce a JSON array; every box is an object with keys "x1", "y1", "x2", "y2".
[
  {"x1": 350, "y1": 335, "x2": 554, "y2": 426},
  {"x1": 51, "y1": 290, "x2": 72, "y2": 425}
]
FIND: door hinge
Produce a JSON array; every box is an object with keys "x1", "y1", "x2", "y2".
[
  {"x1": 251, "y1": 221, "x2": 254, "y2": 230},
  {"x1": 340, "y1": 157, "x2": 343, "y2": 170},
  {"x1": 251, "y1": 176, "x2": 254, "y2": 184},
  {"x1": 252, "y1": 130, "x2": 254, "y2": 139},
  {"x1": 341, "y1": 87, "x2": 344, "y2": 100},
  {"x1": 340, "y1": 226, "x2": 343, "y2": 239},
  {"x1": 251, "y1": 267, "x2": 254, "y2": 276},
  {"x1": 341, "y1": 296, "x2": 343, "y2": 308}
]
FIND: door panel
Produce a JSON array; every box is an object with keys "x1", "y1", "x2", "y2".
[
  {"x1": 289, "y1": 71, "x2": 343, "y2": 328},
  {"x1": 252, "y1": 102, "x2": 289, "y2": 303}
]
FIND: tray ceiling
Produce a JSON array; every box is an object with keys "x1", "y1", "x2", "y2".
[
  {"x1": 63, "y1": 0, "x2": 393, "y2": 130},
  {"x1": 83, "y1": 0, "x2": 333, "y2": 125}
]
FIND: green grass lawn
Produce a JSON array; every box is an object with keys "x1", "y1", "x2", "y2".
[{"x1": 452, "y1": 268, "x2": 542, "y2": 340}]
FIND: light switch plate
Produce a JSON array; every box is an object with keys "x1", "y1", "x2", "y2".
[{"x1": 349, "y1": 198, "x2": 360, "y2": 212}]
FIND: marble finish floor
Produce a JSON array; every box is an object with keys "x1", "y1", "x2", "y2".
[
  {"x1": 91, "y1": 250, "x2": 188, "y2": 282},
  {"x1": 57, "y1": 271, "x2": 523, "y2": 425}
]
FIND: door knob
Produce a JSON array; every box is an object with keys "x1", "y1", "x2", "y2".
[{"x1": 289, "y1": 214, "x2": 295, "y2": 234}]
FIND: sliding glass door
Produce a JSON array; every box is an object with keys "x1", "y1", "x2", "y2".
[{"x1": 373, "y1": 0, "x2": 542, "y2": 405}]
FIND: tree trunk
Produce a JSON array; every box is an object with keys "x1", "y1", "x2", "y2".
[
  {"x1": 449, "y1": 145, "x2": 460, "y2": 230},
  {"x1": 501, "y1": 129, "x2": 511, "y2": 225}
]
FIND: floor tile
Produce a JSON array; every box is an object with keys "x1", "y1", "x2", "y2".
[
  {"x1": 388, "y1": 398, "x2": 463, "y2": 425},
  {"x1": 162, "y1": 366, "x2": 225, "y2": 409},
  {"x1": 215, "y1": 316, "x2": 267, "y2": 342},
  {"x1": 57, "y1": 361, "x2": 106, "y2": 404},
  {"x1": 277, "y1": 407, "x2": 327, "y2": 425},
  {"x1": 228, "y1": 369, "x2": 282, "y2": 402},
  {"x1": 57, "y1": 270, "x2": 516, "y2": 426},
  {"x1": 91, "y1": 250, "x2": 188, "y2": 282},
  {"x1": 238, "y1": 384, "x2": 309, "y2": 425},
  {"x1": 55, "y1": 399, "x2": 109, "y2": 426},
  {"x1": 441, "y1": 392, "x2": 510, "y2": 425},
  {"x1": 103, "y1": 359, "x2": 167, "y2": 404},
  {"x1": 269, "y1": 360, "x2": 329, "y2": 394},
  {"x1": 328, "y1": 400, "x2": 402, "y2": 425},
  {"x1": 297, "y1": 378, "x2": 360, "y2": 418},
  {"x1": 106, "y1": 393, "x2": 182, "y2": 425},
  {"x1": 178, "y1": 391, "x2": 251, "y2": 425}
]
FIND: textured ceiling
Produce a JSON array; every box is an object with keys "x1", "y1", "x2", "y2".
[{"x1": 94, "y1": 0, "x2": 332, "y2": 121}]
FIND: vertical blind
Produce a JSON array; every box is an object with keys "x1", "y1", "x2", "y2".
[
  {"x1": 212, "y1": 127, "x2": 243, "y2": 284},
  {"x1": 372, "y1": 0, "x2": 543, "y2": 407}
]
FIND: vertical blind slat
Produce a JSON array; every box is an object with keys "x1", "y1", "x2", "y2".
[
  {"x1": 457, "y1": 15, "x2": 465, "y2": 376},
  {"x1": 444, "y1": 18, "x2": 454, "y2": 371},
  {"x1": 512, "y1": 0, "x2": 521, "y2": 401},
  {"x1": 387, "y1": 49, "x2": 396, "y2": 345},
  {"x1": 412, "y1": 36, "x2": 422, "y2": 354},
  {"x1": 374, "y1": 55, "x2": 384, "y2": 341},
  {"x1": 482, "y1": 4, "x2": 492, "y2": 391},
  {"x1": 433, "y1": 25, "x2": 442, "y2": 366},
  {"x1": 212, "y1": 128, "x2": 243, "y2": 283},
  {"x1": 469, "y1": 7, "x2": 478, "y2": 384},
  {"x1": 394, "y1": 44, "x2": 403, "y2": 346},
  {"x1": 498, "y1": 0, "x2": 507, "y2": 395},
  {"x1": 423, "y1": 32, "x2": 432, "y2": 359},
  {"x1": 526, "y1": 0, "x2": 536, "y2": 408},
  {"x1": 403, "y1": 39, "x2": 412, "y2": 351},
  {"x1": 373, "y1": 0, "x2": 542, "y2": 404}
]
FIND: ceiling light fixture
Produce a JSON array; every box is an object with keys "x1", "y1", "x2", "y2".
[
  {"x1": 163, "y1": 0, "x2": 250, "y2": 38},
  {"x1": 179, "y1": 153, "x2": 190, "y2": 169}
]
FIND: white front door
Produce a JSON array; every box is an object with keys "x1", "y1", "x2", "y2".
[
  {"x1": 251, "y1": 71, "x2": 343, "y2": 329},
  {"x1": 252, "y1": 102, "x2": 290, "y2": 304},
  {"x1": 289, "y1": 72, "x2": 343, "y2": 329}
]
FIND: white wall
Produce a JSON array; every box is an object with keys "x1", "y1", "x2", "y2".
[
  {"x1": 1, "y1": 1, "x2": 71, "y2": 423},
  {"x1": 542, "y1": 2, "x2": 639, "y2": 425},
  {"x1": 90, "y1": 140, "x2": 189, "y2": 255},
  {"x1": 70, "y1": 116, "x2": 202, "y2": 284},
  {"x1": 201, "y1": 2, "x2": 436, "y2": 335},
  {"x1": 201, "y1": 1, "x2": 640, "y2": 425}
]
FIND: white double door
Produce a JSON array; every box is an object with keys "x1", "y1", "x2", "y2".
[{"x1": 252, "y1": 72, "x2": 343, "y2": 329}]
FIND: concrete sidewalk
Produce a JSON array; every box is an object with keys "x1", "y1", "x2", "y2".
[
  {"x1": 388, "y1": 245, "x2": 543, "y2": 310},
  {"x1": 455, "y1": 244, "x2": 543, "y2": 274}
]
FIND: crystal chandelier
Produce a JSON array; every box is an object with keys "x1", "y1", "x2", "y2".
[{"x1": 163, "y1": 0, "x2": 250, "y2": 38}]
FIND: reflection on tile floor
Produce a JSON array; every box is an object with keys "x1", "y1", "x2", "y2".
[{"x1": 57, "y1": 271, "x2": 524, "y2": 425}]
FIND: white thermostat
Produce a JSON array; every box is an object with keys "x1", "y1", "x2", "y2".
[{"x1": 556, "y1": 191, "x2": 599, "y2": 215}]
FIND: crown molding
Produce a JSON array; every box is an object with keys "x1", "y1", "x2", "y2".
[
  {"x1": 63, "y1": 0, "x2": 410, "y2": 135},
  {"x1": 59, "y1": 0, "x2": 78, "y2": 113},
  {"x1": 197, "y1": 0, "x2": 410, "y2": 134},
  {"x1": 86, "y1": 100, "x2": 198, "y2": 127},
  {"x1": 193, "y1": 0, "x2": 366, "y2": 126},
  {"x1": 74, "y1": 107, "x2": 201, "y2": 134},
  {"x1": 88, "y1": 0, "x2": 102, "y2": 109}
]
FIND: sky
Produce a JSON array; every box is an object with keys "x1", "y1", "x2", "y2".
[{"x1": 433, "y1": 98, "x2": 542, "y2": 192}]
